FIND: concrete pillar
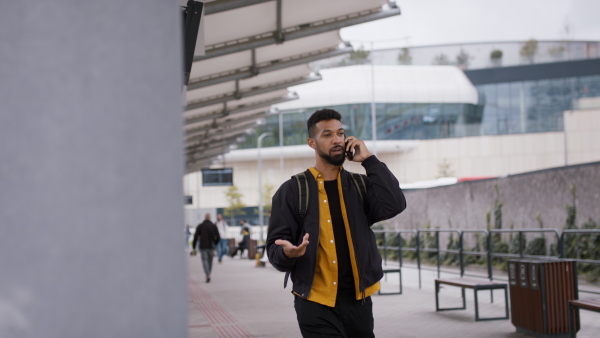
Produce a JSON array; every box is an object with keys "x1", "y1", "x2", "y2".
[{"x1": 0, "y1": 1, "x2": 187, "y2": 337}]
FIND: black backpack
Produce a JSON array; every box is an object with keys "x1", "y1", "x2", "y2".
[{"x1": 283, "y1": 170, "x2": 367, "y2": 288}]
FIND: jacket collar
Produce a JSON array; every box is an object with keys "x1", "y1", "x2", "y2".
[{"x1": 308, "y1": 166, "x2": 344, "y2": 180}]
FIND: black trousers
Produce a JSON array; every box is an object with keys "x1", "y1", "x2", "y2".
[{"x1": 294, "y1": 293, "x2": 374, "y2": 338}]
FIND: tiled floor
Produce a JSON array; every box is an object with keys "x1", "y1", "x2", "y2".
[{"x1": 187, "y1": 255, "x2": 600, "y2": 337}]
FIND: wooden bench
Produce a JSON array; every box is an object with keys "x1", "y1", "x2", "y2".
[
  {"x1": 568, "y1": 299, "x2": 600, "y2": 338},
  {"x1": 378, "y1": 267, "x2": 402, "y2": 295},
  {"x1": 435, "y1": 278, "x2": 509, "y2": 321}
]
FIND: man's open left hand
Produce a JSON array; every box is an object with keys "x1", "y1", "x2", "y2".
[{"x1": 274, "y1": 233, "x2": 309, "y2": 258}]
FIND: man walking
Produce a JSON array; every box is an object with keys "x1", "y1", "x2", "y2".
[
  {"x1": 267, "y1": 109, "x2": 406, "y2": 337},
  {"x1": 192, "y1": 213, "x2": 220, "y2": 283},
  {"x1": 215, "y1": 213, "x2": 229, "y2": 263}
]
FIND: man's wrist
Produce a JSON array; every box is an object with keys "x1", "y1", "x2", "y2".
[
  {"x1": 283, "y1": 251, "x2": 293, "y2": 259},
  {"x1": 360, "y1": 153, "x2": 373, "y2": 162},
  {"x1": 361, "y1": 154, "x2": 379, "y2": 167}
]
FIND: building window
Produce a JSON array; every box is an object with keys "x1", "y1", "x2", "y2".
[{"x1": 201, "y1": 168, "x2": 233, "y2": 186}]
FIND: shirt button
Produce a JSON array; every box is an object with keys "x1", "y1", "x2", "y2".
[
  {"x1": 333, "y1": 282, "x2": 337, "y2": 285},
  {"x1": 333, "y1": 261, "x2": 336, "y2": 264},
  {"x1": 327, "y1": 220, "x2": 331, "y2": 223},
  {"x1": 330, "y1": 240, "x2": 334, "y2": 243},
  {"x1": 324, "y1": 200, "x2": 327, "y2": 203}
]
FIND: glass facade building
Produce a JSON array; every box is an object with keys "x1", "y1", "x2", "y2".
[
  {"x1": 477, "y1": 74, "x2": 600, "y2": 135},
  {"x1": 236, "y1": 41, "x2": 600, "y2": 150}
]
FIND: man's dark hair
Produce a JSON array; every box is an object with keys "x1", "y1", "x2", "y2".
[{"x1": 307, "y1": 108, "x2": 342, "y2": 138}]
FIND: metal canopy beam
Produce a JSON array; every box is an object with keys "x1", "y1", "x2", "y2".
[
  {"x1": 186, "y1": 74, "x2": 320, "y2": 110},
  {"x1": 185, "y1": 110, "x2": 270, "y2": 138},
  {"x1": 187, "y1": 153, "x2": 224, "y2": 166},
  {"x1": 186, "y1": 130, "x2": 249, "y2": 152},
  {"x1": 185, "y1": 92, "x2": 298, "y2": 124},
  {"x1": 186, "y1": 159, "x2": 219, "y2": 174},
  {"x1": 187, "y1": 144, "x2": 235, "y2": 162},
  {"x1": 186, "y1": 143, "x2": 237, "y2": 162},
  {"x1": 195, "y1": 5, "x2": 400, "y2": 60},
  {"x1": 187, "y1": 144, "x2": 231, "y2": 159},
  {"x1": 187, "y1": 135, "x2": 248, "y2": 163},
  {"x1": 204, "y1": 0, "x2": 274, "y2": 15},
  {"x1": 186, "y1": 119, "x2": 259, "y2": 145},
  {"x1": 187, "y1": 45, "x2": 350, "y2": 90},
  {"x1": 186, "y1": 120, "x2": 259, "y2": 145},
  {"x1": 188, "y1": 136, "x2": 242, "y2": 155}
]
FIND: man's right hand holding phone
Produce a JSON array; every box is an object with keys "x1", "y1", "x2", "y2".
[{"x1": 344, "y1": 136, "x2": 373, "y2": 162}]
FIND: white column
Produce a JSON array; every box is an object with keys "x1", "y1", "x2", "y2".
[{"x1": 257, "y1": 132, "x2": 273, "y2": 241}]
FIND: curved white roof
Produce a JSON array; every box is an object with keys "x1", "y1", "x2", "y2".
[{"x1": 275, "y1": 65, "x2": 479, "y2": 110}]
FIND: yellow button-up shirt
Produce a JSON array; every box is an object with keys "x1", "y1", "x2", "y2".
[{"x1": 306, "y1": 167, "x2": 379, "y2": 307}]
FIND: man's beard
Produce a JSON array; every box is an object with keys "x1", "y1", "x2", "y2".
[{"x1": 317, "y1": 145, "x2": 346, "y2": 166}]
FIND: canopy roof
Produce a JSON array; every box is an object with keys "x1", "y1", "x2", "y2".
[
  {"x1": 274, "y1": 65, "x2": 480, "y2": 110},
  {"x1": 184, "y1": 0, "x2": 401, "y2": 173}
]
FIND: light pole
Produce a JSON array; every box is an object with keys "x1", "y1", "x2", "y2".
[
  {"x1": 257, "y1": 131, "x2": 272, "y2": 242},
  {"x1": 351, "y1": 36, "x2": 411, "y2": 155},
  {"x1": 369, "y1": 40, "x2": 377, "y2": 156}
]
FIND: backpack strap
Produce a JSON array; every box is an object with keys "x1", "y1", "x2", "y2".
[
  {"x1": 295, "y1": 172, "x2": 309, "y2": 231},
  {"x1": 350, "y1": 173, "x2": 368, "y2": 211},
  {"x1": 284, "y1": 171, "x2": 309, "y2": 288}
]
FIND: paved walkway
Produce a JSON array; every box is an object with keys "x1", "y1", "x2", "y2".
[{"x1": 187, "y1": 254, "x2": 600, "y2": 338}]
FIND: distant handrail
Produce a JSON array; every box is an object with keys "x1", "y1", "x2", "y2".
[
  {"x1": 560, "y1": 229, "x2": 600, "y2": 265},
  {"x1": 374, "y1": 227, "x2": 600, "y2": 295}
]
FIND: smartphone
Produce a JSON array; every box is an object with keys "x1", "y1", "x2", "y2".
[{"x1": 345, "y1": 140, "x2": 353, "y2": 160}]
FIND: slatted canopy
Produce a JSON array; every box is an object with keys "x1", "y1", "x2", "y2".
[{"x1": 184, "y1": 0, "x2": 400, "y2": 173}]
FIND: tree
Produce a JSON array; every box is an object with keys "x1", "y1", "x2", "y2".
[
  {"x1": 520, "y1": 39, "x2": 538, "y2": 63},
  {"x1": 349, "y1": 46, "x2": 370, "y2": 61},
  {"x1": 455, "y1": 48, "x2": 472, "y2": 69},
  {"x1": 490, "y1": 49, "x2": 503, "y2": 67},
  {"x1": 493, "y1": 183, "x2": 503, "y2": 233},
  {"x1": 437, "y1": 158, "x2": 454, "y2": 178},
  {"x1": 432, "y1": 53, "x2": 450, "y2": 65},
  {"x1": 491, "y1": 183, "x2": 508, "y2": 268},
  {"x1": 490, "y1": 49, "x2": 503, "y2": 59},
  {"x1": 548, "y1": 45, "x2": 566, "y2": 59},
  {"x1": 261, "y1": 182, "x2": 276, "y2": 218},
  {"x1": 525, "y1": 213, "x2": 546, "y2": 256},
  {"x1": 397, "y1": 47, "x2": 412, "y2": 65},
  {"x1": 508, "y1": 223, "x2": 525, "y2": 255},
  {"x1": 563, "y1": 185, "x2": 579, "y2": 259},
  {"x1": 223, "y1": 185, "x2": 246, "y2": 225},
  {"x1": 580, "y1": 218, "x2": 600, "y2": 282}
]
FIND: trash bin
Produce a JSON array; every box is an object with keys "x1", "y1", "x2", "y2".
[
  {"x1": 508, "y1": 259, "x2": 578, "y2": 337},
  {"x1": 247, "y1": 239, "x2": 257, "y2": 259},
  {"x1": 227, "y1": 238, "x2": 236, "y2": 256}
]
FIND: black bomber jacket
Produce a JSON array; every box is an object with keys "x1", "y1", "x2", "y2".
[{"x1": 266, "y1": 156, "x2": 407, "y2": 299}]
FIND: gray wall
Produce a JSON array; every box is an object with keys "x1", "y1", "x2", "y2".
[
  {"x1": 0, "y1": 1, "x2": 186, "y2": 338},
  {"x1": 390, "y1": 162, "x2": 600, "y2": 232}
]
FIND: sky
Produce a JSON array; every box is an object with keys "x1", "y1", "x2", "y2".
[{"x1": 340, "y1": 0, "x2": 600, "y2": 50}]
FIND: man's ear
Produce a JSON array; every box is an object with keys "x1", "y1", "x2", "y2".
[{"x1": 307, "y1": 137, "x2": 316, "y2": 149}]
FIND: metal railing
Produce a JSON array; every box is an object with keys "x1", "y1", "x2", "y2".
[{"x1": 374, "y1": 228, "x2": 600, "y2": 295}]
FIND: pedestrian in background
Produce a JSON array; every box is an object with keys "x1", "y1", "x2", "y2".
[
  {"x1": 230, "y1": 219, "x2": 250, "y2": 258},
  {"x1": 185, "y1": 224, "x2": 192, "y2": 250},
  {"x1": 215, "y1": 213, "x2": 229, "y2": 263},
  {"x1": 192, "y1": 213, "x2": 220, "y2": 283}
]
